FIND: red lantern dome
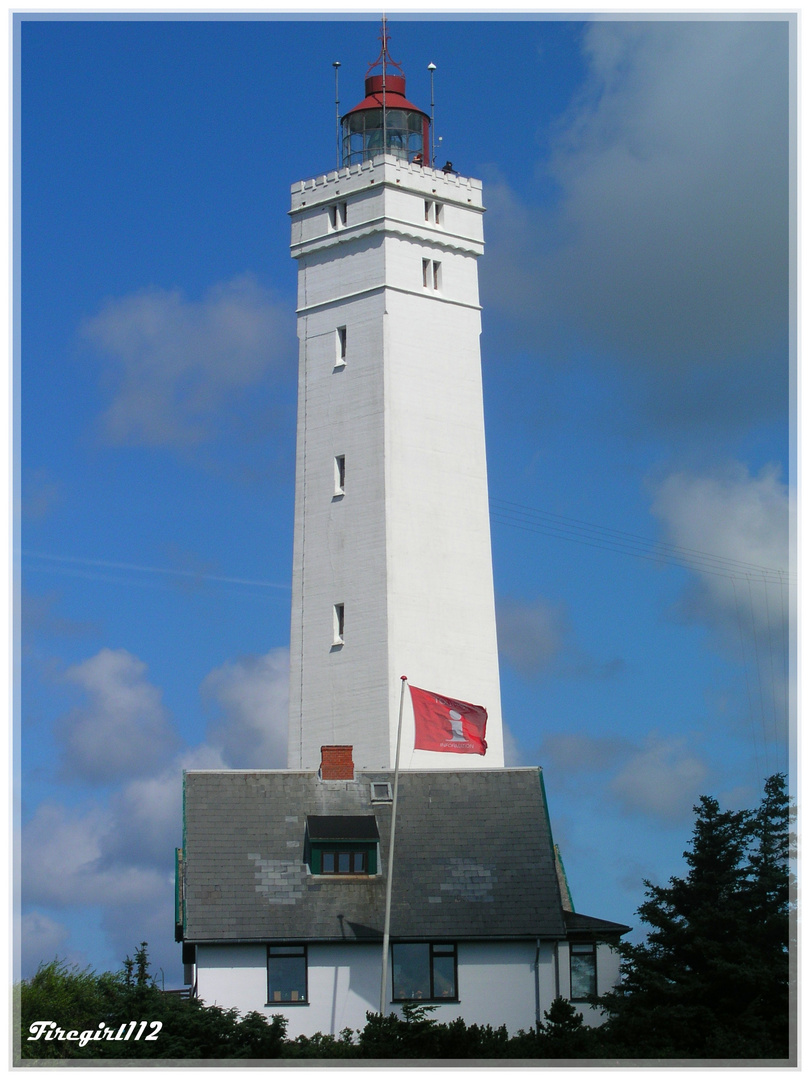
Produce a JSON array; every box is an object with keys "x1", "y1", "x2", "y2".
[{"x1": 341, "y1": 24, "x2": 430, "y2": 167}]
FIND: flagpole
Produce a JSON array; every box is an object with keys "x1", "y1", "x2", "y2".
[{"x1": 380, "y1": 675, "x2": 407, "y2": 1016}]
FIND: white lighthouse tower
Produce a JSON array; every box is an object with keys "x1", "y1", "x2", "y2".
[{"x1": 288, "y1": 28, "x2": 504, "y2": 771}]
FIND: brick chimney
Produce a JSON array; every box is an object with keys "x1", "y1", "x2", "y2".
[{"x1": 320, "y1": 745, "x2": 354, "y2": 781}]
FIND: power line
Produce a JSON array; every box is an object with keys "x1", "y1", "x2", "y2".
[
  {"x1": 489, "y1": 497, "x2": 792, "y2": 585},
  {"x1": 22, "y1": 550, "x2": 292, "y2": 592}
]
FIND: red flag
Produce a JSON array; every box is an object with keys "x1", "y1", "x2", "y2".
[{"x1": 409, "y1": 685, "x2": 488, "y2": 755}]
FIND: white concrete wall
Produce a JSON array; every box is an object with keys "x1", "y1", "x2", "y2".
[
  {"x1": 193, "y1": 939, "x2": 560, "y2": 1039},
  {"x1": 288, "y1": 156, "x2": 503, "y2": 771},
  {"x1": 288, "y1": 284, "x2": 392, "y2": 771}
]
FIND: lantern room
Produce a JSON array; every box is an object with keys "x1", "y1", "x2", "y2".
[
  {"x1": 341, "y1": 26, "x2": 430, "y2": 167},
  {"x1": 342, "y1": 74, "x2": 429, "y2": 167}
]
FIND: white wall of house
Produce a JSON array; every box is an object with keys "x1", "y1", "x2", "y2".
[
  {"x1": 193, "y1": 938, "x2": 569, "y2": 1039},
  {"x1": 287, "y1": 155, "x2": 504, "y2": 772}
]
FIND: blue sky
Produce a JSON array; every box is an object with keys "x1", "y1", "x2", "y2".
[{"x1": 17, "y1": 13, "x2": 794, "y2": 988}]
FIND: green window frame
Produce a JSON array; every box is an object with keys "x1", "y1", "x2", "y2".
[{"x1": 309, "y1": 841, "x2": 377, "y2": 875}]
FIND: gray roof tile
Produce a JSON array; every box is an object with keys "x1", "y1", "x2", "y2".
[{"x1": 183, "y1": 768, "x2": 569, "y2": 943}]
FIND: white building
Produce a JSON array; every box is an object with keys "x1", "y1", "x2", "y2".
[
  {"x1": 179, "y1": 756, "x2": 627, "y2": 1037},
  {"x1": 178, "y1": 31, "x2": 628, "y2": 1040},
  {"x1": 287, "y1": 67, "x2": 503, "y2": 771}
]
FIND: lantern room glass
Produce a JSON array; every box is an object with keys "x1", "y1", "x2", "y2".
[{"x1": 342, "y1": 108, "x2": 425, "y2": 166}]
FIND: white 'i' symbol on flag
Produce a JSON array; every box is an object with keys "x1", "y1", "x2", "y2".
[{"x1": 448, "y1": 709, "x2": 466, "y2": 741}]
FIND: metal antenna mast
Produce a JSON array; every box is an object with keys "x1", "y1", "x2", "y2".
[
  {"x1": 381, "y1": 14, "x2": 388, "y2": 158},
  {"x1": 333, "y1": 61, "x2": 341, "y2": 170},
  {"x1": 427, "y1": 62, "x2": 436, "y2": 166}
]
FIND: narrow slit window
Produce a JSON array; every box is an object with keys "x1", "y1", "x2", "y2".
[
  {"x1": 339, "y1": 201, "x2": 348, "y2": 226},
  {"x1": 334, "y1": 455, "x2": 345, "y2": 495},
  {"x1": 329, "y1": 204, "x2": 338, "y2": 230},
  {"x1": 434, "y1": 202, "x2": 443, "y2": 226},
  {"x1": 432, "y1": 261, "x2": 441, "y2": 290},
  {"x1": 336, "y1": 326, "x2": 347, "y2": 365},
  {"x1": 425, "y1": 199, "x2": 431, "y2": 222},
  {"x1": 333, "y1": 603, "x2": 345, "y2": 644},
  {"x1": 422, "y1": 258, "x2": 431, "y2": 288}
]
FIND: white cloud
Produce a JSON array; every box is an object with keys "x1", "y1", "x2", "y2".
[
  {"x1": 20, "y1": 911, "x2": 70, "y2": 970},
  {"x1": 501, "y1": 722, "x2": 524, "y2": 767},
  {"x1": 497, "y1": 595, "x2": 623, "y2": 682},
  {"x1": 496, "y1": 596, "x2": 566, "y2": 677},
  {"x1": 102, "y1": 744, "x2": 227, "y2": 870},
  {"x1": 650, "y1": 461, "x2": 793, "y2": 748},
  {"x1": 202, "y1": 648, "x2": 290, "y2": 769},
  {"x1": 484, "y1": 20, "x2": 788, "y2": 431},
  {"x1": 21, "y1": 468, "x2": 60, "y2": 521},
  {"x1": 610, "y1": 736, "x2": 709, "y2": 822},
  {"x1": 58, "y1": 648, "x2": 179, "y2": 783},
  {"x1": 21, "y1": 802, "x2": 165, "y2": 909},
  {"x1": 650, "y1": 461, "x2": 792, "y2": 637},
  {"x1": 82, "y1": 275, "x2": 291, "y2": 447},
  {"x1": 536, "y1": 730, "x2": 711, "y2": 824},
  {"x1": 20, "y1": 740, "x2": 227, "y2": 979},
  {"x1": 21, "y1": 645, "x2": 288, "y2": 983},
  {"x1": 541, "y1": 732, "x2": 629, "y2": 774}
]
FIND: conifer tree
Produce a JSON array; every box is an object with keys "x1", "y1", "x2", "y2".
[{"x1": 600, "y1": 774, "x2": 792, "y2": 1059}]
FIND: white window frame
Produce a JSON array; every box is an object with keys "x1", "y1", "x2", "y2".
[
  {"x1": 336, "y1": 326, "x2": 347, "y2": 367},
  {"x1": 333, "y1": 603, "x2": 345, "y2": 645}
]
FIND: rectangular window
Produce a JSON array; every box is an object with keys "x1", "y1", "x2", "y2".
[
  {"x1": 424, "y1": 200, "x2": 442, "y2": 225},
  {"x1": 267, "y1": 945, "x2": 307, "y2": 1004},
  {"x1": 423, "y1": 258, "x2": 442, "y2": 290},
  {"x1": 334, "y1": 455, "x2": 345, "y2": 495},
  {"x1": 329, "y1": 204, "x2": 338, "y2": 230},
  {"x1": 322, "y1": 849, "x2": 367, "y2": 875},
  {"x1": 339, "y1": 201, "x2": 347, "y2": 226},
  {"x1": 392, "y1": 943, "x2": 457, "y2": 1002},
  {"x1": 333, "y1": 603, "x2": 345, "y2": 644},
  {"x1": 570, "y1": 943, "x2": 597, "y2": 1001}
]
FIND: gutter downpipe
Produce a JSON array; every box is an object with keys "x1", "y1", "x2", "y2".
[{"x1": 535, "y1": 939, "x2": 542, "y2": 1028}]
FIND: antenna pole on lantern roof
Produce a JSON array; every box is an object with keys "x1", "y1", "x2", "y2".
[
  {"x1": 428, "y1": 62, "x2": 436, "y2": 166},
  {"x1": 333, "y1": 61, "x2": 341, "y2": 170}
]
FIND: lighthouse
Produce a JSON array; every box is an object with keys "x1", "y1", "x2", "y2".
[
  {"x1": 178, "y1": 30, "x2": 631, "y2": 1026},
  {"x1": 287, "y1": 28, "x2": 504, "y2": 770}
]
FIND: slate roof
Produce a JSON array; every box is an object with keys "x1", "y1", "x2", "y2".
[
  {"x1": 182, "y1": 767, "x2": 580, "y2": 945},
  {"x1": 563, "y1": 910, "x2": 631, "y2": 938},
  {"x1": 306, "y1": 815, "x2": 380, "y2": 841}
]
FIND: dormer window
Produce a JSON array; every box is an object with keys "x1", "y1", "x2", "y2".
[
  {"x1": 305, "y1": 815, "x2": 380, "y2": 876},
  {"x1": 322, "y1": 850, "x2": 367, "y2": 875}
]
